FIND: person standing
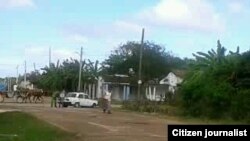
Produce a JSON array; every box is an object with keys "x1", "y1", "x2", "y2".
[
  {"x1": 58, "y1": 90, "x2": 66, "y2": 108},
  {"x1": 51, "y1": 91, "x2": 59, "y2": 108}
]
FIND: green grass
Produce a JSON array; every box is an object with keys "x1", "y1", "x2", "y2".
[{"x1": 0, "y1": 112, "x2": 77, "y2": 141}]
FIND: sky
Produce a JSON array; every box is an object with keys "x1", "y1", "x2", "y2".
[{"x1": 0, "y1": 0, "x2": 250, "y2": 78}]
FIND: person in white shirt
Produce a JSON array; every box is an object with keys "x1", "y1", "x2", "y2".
[
  {"x1": 58, "y1": 89, "x2": 66, "y2": 108},
  {"x1": 103, "y1": 89, "x2": 112, "y2": 114}
]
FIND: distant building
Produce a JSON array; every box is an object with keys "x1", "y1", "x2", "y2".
[
  {"x1": 145, "y1": 71, "x2": 185, "y2": 101},
  {"x1": 159, "y1": 72, "x2": 183, "y2": 93},
  {"x1": 94, "y1": 70, "x2": 185, "y2": 102},
  {"x1": 18, "y1": 80, "x2": 34, "y2": 90},
  {"x1": 96, "y1": 74, "x2": 136, "y2": 101}
]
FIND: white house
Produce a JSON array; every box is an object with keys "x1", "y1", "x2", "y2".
[
  {"x1": 145, "y1": 71, "x2": 184, "y2": 101},
  {"x1": 159, "y1": 72, "x2": 183, "y2": 93},
  {"x1": 96, "y1": 74, "x2": 136, "y2": 101}
]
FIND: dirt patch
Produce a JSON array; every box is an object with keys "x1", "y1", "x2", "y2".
[
  {"x1": 123, "y1": 121, "x2": 150, "y2": 125},
  {"x1": 0, "y1": 109, "x2": 20, "y2": 113},
  {"x1": 1, "y1": 101, "x2": 188, "y2": 141}
]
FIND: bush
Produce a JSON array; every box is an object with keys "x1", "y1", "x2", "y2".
[
  {"x1": 230, "y1": 89, "x2": 250, "y2": 121},
  {"x1": 179, "y1": 68, "x2": 250, "y2": 122},
  {"x1": 179, "y1": 69, "x2": 235, "y2": 119},
  {"x1": 122, "y1": 100, "x2": 179, "y2": 115}
]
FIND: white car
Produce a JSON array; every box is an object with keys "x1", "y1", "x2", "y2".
[{"x1": 62, "y1": 92, "x2": 98, "y2": 108}]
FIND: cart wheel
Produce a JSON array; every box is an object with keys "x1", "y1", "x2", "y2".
[
  {"x1": 0, "y1": 94, "x2": 4, "y2": 103},
  {"x1": 16, "y1": 96, "x2": 23, "y2": 103},
  {"x1": 7, "y1": 91, "x2": 14, "y2": 98}
]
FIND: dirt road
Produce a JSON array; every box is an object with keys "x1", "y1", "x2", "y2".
[{"x1": 0, "y1": 98, "x2": 185, "y2": 141}]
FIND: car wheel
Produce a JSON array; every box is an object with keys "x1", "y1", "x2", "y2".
[
  {"x1": 63, "y1": 103, "x2": 68, "y2": 107},
  {"x1": 92, "y1": 103, "x2": 97, "y2": 108},
  {"x1": 75, "y1": 102, "x2": 80, "y2": 108}
]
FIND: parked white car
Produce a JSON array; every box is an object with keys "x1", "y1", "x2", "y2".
[{"x1": 62, "y1": 92, "x2": 98, "y2": 108}]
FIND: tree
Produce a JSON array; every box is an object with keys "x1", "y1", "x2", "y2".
[
  {"x1": 85, "y1": 60, "x2": 102, "y2": 82},
  {"x1": 102, "y1": 41, "x2": 185, "y2": 84},
  {"x1": 61, "y1": 58, "x2": 84, "y2": 91},
  {"x1": 35, "y1": 58, "x2": 103, "y2": 92},
  {"x1": 192, "y1": 40, "x2": 227, "y2": 69},
  {"x1": 38, "y1": 60, "x2": 63, "y2": 91}
]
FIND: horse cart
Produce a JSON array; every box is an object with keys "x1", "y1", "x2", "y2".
[
  {"x1": 0, "y1": 84, "x2": 8, "y2": 103},
  {"x1": 0, "y1": 84, "x2": 44, "y2": 103},
  {"x1": 13, "y1": 88, "x2": 44, "y2": 103}
]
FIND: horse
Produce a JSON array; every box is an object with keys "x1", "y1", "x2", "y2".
[
  {"x1": 27, "y1": 89, "x2": 44, "y2": 103},
  {"x1": 15, "y1": 88, "x2": 44, "y2": 103}
]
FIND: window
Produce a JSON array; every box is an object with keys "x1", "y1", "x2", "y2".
[
  {"x1": 67, "y1": 93, "x2": 76, "y2": 97},
  {"x1": 84, "y1": 95, "x2": 89, "y2": 99},
  {"x1": 78, "y1": 94, "x2": 84, "y2": 98}
]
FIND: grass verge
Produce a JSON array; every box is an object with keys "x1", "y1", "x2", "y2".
[{"x1": 0, "y1": 111, "x2": 77, "y2": 141}]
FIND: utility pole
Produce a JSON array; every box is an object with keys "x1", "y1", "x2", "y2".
[
  {"x1": 137, "y1": 28, "x2": 145, "y2": 100},
  {"x1": 24, "y1": 61, "x2": 27, "y2": 86},
  {"x1": 33, "y1": 63, "x2": 36, "y2": 71},
  {"x1": 77, "y1": 47, "x2": 83, "y2": 92},
  {"x1": 49, "y1": 47, "x2": 51, "y2": 68},
  {"x1": 16, "y1": 65, "x2": 19, "y2": 84},
  {"x1": 9, "y1": 77, "x2": 12, "y2": 91},
  {"x1": 7, "y1": 77, "x2": 10, "y2": 92}
]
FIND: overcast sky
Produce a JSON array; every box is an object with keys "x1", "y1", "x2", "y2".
[{"x1": 1, "y1": 0, "x2": 250, "y2": 77}]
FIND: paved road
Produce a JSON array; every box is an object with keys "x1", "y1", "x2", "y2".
[{"x1": 0, "y1": 98, "x2": 184, "y2": 141}]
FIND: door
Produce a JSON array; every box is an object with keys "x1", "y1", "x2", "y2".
[
  {"x1": 84, "y1": 95, "x2": 92, "y2": 106},
  {"x1": 67, "y1": 93, "x2": 78, "y2": 105},
  {"x1": 79, "y1": 94, "x2": 87, "y2": 106}
]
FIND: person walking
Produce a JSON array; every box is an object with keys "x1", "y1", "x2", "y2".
[
  {"x1": 103, "y1": 88, "x2": 112, "y2": 114},
  {"x1": 102, "y1": 94, "x2": 108, "y2": 113}
]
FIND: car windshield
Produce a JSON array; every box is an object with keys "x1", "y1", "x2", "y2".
[{"x1": 66, "y1": 93, "x2": 76, "y2": 98}]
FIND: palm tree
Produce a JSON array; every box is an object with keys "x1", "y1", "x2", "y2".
[
  {"x1": 86, "y1": 60, "x2": 102, "y2": 81},
  {"x1": 192, "y1": 40, "x2": 227, "y2": 69},
  {"x1": 83, "y1": 60, "x2": 102, "y2": 98},
  {"x1": 40, "y1": 60, "x2": 63, "y2": 91}
]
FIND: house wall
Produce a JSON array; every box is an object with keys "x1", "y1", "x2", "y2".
[
  {"x1": 112, "y1": 86, "x2": 122, "y2": 100},
  {"x1": 145, "y1": 85, "x2": 169, "y2": 101},
  {"x1": 111, "y1": 85, "x2": 137, "y2": 101},
  {"x1": 166, "y1": 72, "x2": 178, "y2": 86},
  {"x1": 99, "y1": 83, "x2": 137, "y2": 101},
  {"x1": 159, "y1": 72, "x2": 183, "y2": 86},
  {"x1": 128, "y1": 86, "x2": 137, "y2": 100}
]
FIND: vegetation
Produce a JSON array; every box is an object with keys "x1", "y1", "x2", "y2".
[
  {"x1": 22, "y1": 41, "x2": 185, "y2": 93},
  {"x1": 3, "y1": 39, "x2": 249, "y2": 122},
  {"x1": 121, "y1": 40, "x2": 250, "y2": 123},
  {"x1": 180, "y1": 40, "x2": 250, "y2": 122},
  {"x1": 26, "y1": 58, "x2": 101, "y2": 93},
  {"x1": 0, "y1": 112, "x2": 76, "y2": 141},
  {"x1": 122, "y1": 100, "x2": 179, "y2": 116},
  {"x1": 102, "y1": 41, "x2": 187, "y2": 84}
]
